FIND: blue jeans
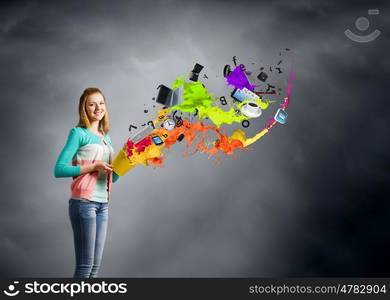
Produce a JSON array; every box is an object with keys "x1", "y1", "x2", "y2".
[{"x1": 68, "y1": 198, "x2": 109, "y2": 278}]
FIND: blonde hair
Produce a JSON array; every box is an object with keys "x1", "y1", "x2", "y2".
[{"x1": 77, "y1": 87, "x2": 110, "y2": 134}]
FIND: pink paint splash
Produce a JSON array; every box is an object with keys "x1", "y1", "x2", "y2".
[
  {"x1": 126, "y1": 138, "x2": 152, "y2": 157},
  {"x1": 266, "y1": 66, "x2": 295, "y2": 130},
  {"x1": 281, "y1": 64, "x2": 294, "y2": 109}
]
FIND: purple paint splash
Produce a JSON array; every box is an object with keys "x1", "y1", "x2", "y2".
[{"x1": 225, "y1": 66, "x2": 256, "y2": 91}]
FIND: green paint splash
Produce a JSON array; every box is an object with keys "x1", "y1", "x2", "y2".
[
  {"x1": 171, "y1": 76, "x2": 214, "y2": 113},
  {"x1": 171, "y1": 76, "x2": 272, "y2": 128}
]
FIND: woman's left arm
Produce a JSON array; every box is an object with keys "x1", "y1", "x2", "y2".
[{"x1": 112, "y1": 172, "x2": 120, "y2": 183}]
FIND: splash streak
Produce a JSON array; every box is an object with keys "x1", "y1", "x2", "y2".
[{"x1": 242, "y1": 66, "x2": 294, "y2": 147}]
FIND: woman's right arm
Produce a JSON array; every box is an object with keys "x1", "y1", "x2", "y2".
[{"x1": 54, "y1": 128, "x2": 83, "y2": 178}]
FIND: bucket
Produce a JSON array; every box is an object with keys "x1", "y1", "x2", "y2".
[{"x1": 112, "y1": 149, "x2": 136, "y2": 176}]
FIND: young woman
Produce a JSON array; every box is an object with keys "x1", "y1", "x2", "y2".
[{"x1": 54, "y1": 87, "x2": 120, "y2": 278}]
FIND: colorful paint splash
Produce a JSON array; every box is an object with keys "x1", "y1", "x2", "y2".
[{"x1": 113, "y1": 55, "x2": 294, "y2": 175}]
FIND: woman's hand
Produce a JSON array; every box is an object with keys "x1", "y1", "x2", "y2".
[{"x1": 94, "y1": 162, "x2": 113, "y2": 174}]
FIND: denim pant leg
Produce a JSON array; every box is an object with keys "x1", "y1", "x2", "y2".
[
  {"x1": 90, "y1": 203, "x2": 108, "y2": 278},
  {"x1": 69, "y1": 199, "x2": 108, "y2": 278}
]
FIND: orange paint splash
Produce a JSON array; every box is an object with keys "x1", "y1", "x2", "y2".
[{"x1": 144, "y1": 120, "x2": 252, "y2": 167}]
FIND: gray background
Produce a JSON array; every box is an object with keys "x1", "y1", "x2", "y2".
[{"x1": 0, "y1": 0, "x2": 389, "y2": 277}]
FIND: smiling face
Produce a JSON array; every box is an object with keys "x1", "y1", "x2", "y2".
[
  {"x1": 85, "y1": 92, "x2": 106, "y2": 122},
  {"x1": 77, "y1": 87, "x2": 110, "y2": 133}
]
